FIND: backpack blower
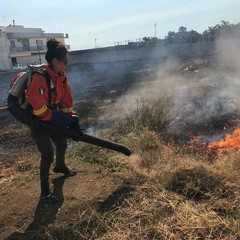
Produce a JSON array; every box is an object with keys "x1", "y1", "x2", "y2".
[
  {"x1": 7, "y1": 95, "x2": 132, "y2": 156},
  {"x1": 7, "y1": 65, "x2": 132, "y2": 156}
]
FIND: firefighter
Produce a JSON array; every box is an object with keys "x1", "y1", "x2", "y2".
[{"x1": 25, "y1": 39, "x2": 77, "y2": 203}]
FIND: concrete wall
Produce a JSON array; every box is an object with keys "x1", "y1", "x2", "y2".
[{"x1": 69, "y1": 42, "x2": 214, "y2": 65}]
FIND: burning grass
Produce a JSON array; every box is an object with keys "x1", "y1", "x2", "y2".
[{"x1": 208, "y1": 127, "x2": 240, "y2": 153}]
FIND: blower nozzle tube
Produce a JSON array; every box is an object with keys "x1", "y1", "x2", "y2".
[{"x1": 7, "y1": 97, "x2": 132, "y2": 156}]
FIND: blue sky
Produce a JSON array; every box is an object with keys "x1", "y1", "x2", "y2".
[{"x1": 1, "y1": 0, "x2": 240, "y2": 51}]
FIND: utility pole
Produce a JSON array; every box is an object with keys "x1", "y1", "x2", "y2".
[
  {"x1": 95, "y1": 38, "x2": 97, "y2": 48},
  {"x1": 2, "y1": 15, "x2": 6, "y2": 27},
  {"x1": 36, "y1": 40, "x2": 42, "y2": 64},
  {"x1": 154, "y1": 22, "x2": 157, "y2": 38}
]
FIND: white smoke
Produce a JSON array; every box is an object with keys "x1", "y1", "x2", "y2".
[
  {"x1": 215, "y1": 36, "x2": 240, "y2": 71},
  {"x1": 98, "y1": 36, "x2": 240, "y2": 136}
]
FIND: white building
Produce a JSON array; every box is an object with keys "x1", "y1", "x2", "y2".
[{"x1": 0, "y1": 24, "x2": 69, "y2": 71}]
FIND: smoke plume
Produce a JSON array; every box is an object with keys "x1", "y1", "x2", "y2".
[{"x1": 100, "y1": 37, "x2": 240, "y2": 139}]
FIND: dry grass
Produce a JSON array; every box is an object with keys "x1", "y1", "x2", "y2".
[
  {"x1": 3, "y1": 97, "x2": 240, "y2": 239},
  {"x1": 31, "y1": 97, "x2": 240, "y2": 240},
  {"x1": 116, "y1": 96, "x2": 172, "y2": 135}
]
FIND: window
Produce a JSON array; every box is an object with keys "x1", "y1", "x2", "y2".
[
  {"x1": 36, "y1": 40, "x2": 44, "y2": 50},
  {"x1": 10, "y1": 40, "x2": 15, "y2": 47},
  {"x1": 22, "y1": 39, "x2": 30, "y2": 51}
]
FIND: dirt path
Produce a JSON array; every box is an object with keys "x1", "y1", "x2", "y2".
[
  {"x1": 0, "y1": 103, "x2": 135, "y2": 240},
  {"x1": 0, "y1": 159, "x2": 132, "y2": 240}
]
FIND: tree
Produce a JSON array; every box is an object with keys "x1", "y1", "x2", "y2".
[
  {"x1": 189, "y1": 30, "x2": 201, "y2": 43},
  {"x1": 178, "y1": 26, "x2": 187, "y2": 33},
  {"x1": 165, "y1": 31, "x2": 176, "y2": 44},
  {"x1": 142, "y1": 36, "x2": 161, "y2": 46},
  {"x1": 177, "y1": 26, "x2": 188, "y2": 44},
  {"x1": 203, "y1": 20, "x2": 233, "y2": 41},
  {"x1": 142, "y1": 20, "x2": 238, "y2": 45}
]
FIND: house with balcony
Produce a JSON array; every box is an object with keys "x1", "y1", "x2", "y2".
[{"x1": 0, "y1": 24, "x2": 69, "y2": 71}]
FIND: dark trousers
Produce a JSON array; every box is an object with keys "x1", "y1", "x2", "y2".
[{"x1": 30, "y1": 127, "x2": 67, "y2": 194}]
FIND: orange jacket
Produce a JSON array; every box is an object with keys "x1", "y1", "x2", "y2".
[{"x1": 25, "y1": 66, "x2": 76, "y2": 121}]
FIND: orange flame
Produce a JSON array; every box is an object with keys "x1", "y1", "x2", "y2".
[{"x1": 208, "y1": 128, "x2": 240, "y2": 153}]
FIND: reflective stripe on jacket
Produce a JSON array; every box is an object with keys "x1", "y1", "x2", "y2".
[{"x1": 25, "y1": 66, "x2": 76, "y2": 121}]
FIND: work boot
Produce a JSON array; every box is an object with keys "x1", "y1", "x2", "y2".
[
  {"x1": 53, "y1": 166, "x2": 77, "y2": 177},
  {"x1": 40, "y1": 190, "x2": 57, "y2": 204}
]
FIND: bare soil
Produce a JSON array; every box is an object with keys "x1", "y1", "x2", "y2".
[{"x1": 0, "y1": 104, "x2": 135, "y2": 240}]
